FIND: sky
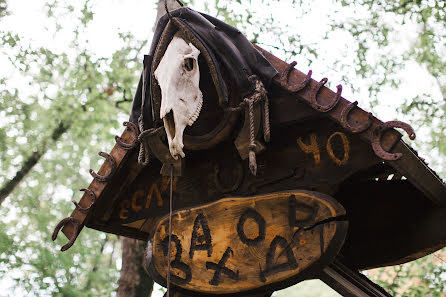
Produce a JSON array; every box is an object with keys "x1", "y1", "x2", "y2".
[{"x1": 0, "y1": 0, "x2": 443, "y2": 296}]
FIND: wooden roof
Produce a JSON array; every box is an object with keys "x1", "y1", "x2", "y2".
[{"x1": 55, "y1": 45, "x2": 446, "y2": 270}]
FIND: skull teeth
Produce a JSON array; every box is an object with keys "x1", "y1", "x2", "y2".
[{"x1": 188, "y1": 93, "x2": 203, "y2": 126}]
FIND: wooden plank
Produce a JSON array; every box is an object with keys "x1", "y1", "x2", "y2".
[
  {"x1": 320, "y1": 259, "x2": 393, "y2": 297},
  {"x1": 105, "y1": 120, "x2": 378, "y2": 232},
  {"x1": 61, "y1": 125, "x2": 139, "y2": 239},
  {"x1": 388, "y1": 141, "x2": 446, "y2": 206},
  {"x1": 147, "y1": 191, "x2": 348, "y2": 296},
  {"x1": 336, "y1": 179, "x2": 446, "y2": 269}
]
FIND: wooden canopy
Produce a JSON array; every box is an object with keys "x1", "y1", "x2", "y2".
[{"x1": 55, "y1": 45, "x2": 446, "y2": 273}]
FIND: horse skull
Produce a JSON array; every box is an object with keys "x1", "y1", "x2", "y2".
[{"x1": 154, "y1": 33, "x2": 203, "y2": 160}]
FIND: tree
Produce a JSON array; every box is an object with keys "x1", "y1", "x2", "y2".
[
  {"x1": 0, "y1": 1, "x2": 146, "y2": 295},
  {"x1": 0, "y1": 0, "x2": 444, "y2": 296}
]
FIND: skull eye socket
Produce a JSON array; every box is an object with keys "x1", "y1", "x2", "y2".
[{"x1": 184, "y1": 58, "x2": 194, "y2": 71}]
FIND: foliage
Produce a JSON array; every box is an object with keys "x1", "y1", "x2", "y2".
[
  {"x1": 369, "y1": 251, "x2": 446, "y2": 297},
  {"x1": 0, "y1": 1, "x2": 145, "y2": 295},
  {"x1": 0, "y1": 0, "x2": 7, "y2": 19},
  {"x1": 332, "y1": 0, "x2": 446, "y2": 174},
  {"x1": 0, "y1": 0, "x2": 445, "y2": 296}
]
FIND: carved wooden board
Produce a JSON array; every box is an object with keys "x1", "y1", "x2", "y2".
[{"x1": 147, "y1": 190, "x2": 348, "y2": 296}]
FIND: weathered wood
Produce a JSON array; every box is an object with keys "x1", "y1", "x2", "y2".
[
  {"x1": 255, "y1": 45, "x2": 402, "y2": 155},
  {"x1": 336, "y1": 179, "x2": 446, "y2": 269},
  {"x1": 57, "y1": 44, "x2": 446, "y2": 275},
  {"x1": 320, "y1": 259, "x2": 392, "y2": 297},
  {"x1": 147, "y1": 191, "x2": 347, "y2": 296},
  {"x1": 62, "y1": 126, "x2": 140, "y2": 240},
  {"x1": 388, "y1": 141, "x2": 446, "y2": 206},
  {"x1": 104, "y1": 119, "x2": 377, "y2": 232}
]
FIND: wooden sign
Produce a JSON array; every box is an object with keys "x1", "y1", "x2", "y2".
[{"x1": 147, "y1": 190, "x2": 347, "y2": 295}]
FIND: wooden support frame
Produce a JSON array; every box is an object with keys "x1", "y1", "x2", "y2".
[{"x1": 320, "y1": 259, "x2": 392, "y2": 297}]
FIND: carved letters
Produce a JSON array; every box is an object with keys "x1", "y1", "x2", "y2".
[
  {"x1": 189, "y1": 213, "x2": 212, "y2": 259},
  {"x1": 150, "y1": 191, "x2": 347, "y2": 295},
  {"x1": 119, "y1": 176, "x2": 177, "y2": 220},
  {"x1": 237, "y1": 208, "x2": 266, "y2": 246}
]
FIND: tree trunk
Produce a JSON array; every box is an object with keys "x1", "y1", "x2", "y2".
[
  {"x1": 117, "y1": 237, "x2": 154, "y2": 297},
  {"x1": 0, "y1": 120, "x2": 70, "y2": 206}
]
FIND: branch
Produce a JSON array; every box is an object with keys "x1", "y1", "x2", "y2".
[{"x1": 0, "y1": 120, "x2": 71, "y2": 206}]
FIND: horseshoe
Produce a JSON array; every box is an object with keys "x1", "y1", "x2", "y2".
[
  {"x1": 340, "y1": 101, "x2": 373, "y2": 133},
  {"x1": 89, "y1": 152, "x2": 116, "y2": 182},
  {"x1": 115, "y1": 121, "x2": 139, "y2": 150},
  {"x1": 72, "y1": 188, "x2": 97, "y2": 214},
  {"x1": 310, "y1": 78, "x2": 342, "y2": 112},
  {"x1": 279, "y1": 61, "x2": 312, "y2": 92},
  {"x1": 372, "y1": 121, "x2": 416, "y2": 160},
  {"x1": 52, "y1": 217, "x2": 81, "y2": 251},
  {"x1": 214, "y1": 159, "x2": 244, "y2": 193}
]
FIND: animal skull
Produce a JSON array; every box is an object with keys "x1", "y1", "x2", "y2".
[{"x1": 154, "y1": 33, "x2": 203, "y2": 160}]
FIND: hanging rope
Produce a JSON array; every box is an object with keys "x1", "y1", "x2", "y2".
[
  {"x1": 166, "y1": 164, "x2": 174, "y2": 297},
  {"x1": 226, "y1": 76, "x2": 269, "y2": 175},
  {"x1": 247, "y1": 98, "x2": 257, "y2": 175}
]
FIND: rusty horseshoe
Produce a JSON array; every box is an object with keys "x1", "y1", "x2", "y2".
[
  {"x1": 279, "y1": 61, "x2": 312, "y2": 92},
  {"x1": 52, "y1": 216, "x2": 81, "y2": 251},
  {"x1": 89, "y1": 152, "x2": 117, "y2": 182},
  {"x1": 310, "y1": 78, "x2": 342, "y2": 113},
  {"x1": 72, "y1": 188, "x2": 97, "y2": 214},
  {"x1": 340, "y1": 101, "x2": 373, "y2": 133},
  {"x1": 115, "y1": 121, "x2": 139, "y2": 150},
  {"x1": 372, "y1": 121, "x2": 416, "y2": 160}
]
